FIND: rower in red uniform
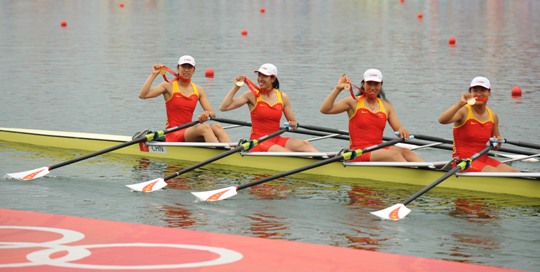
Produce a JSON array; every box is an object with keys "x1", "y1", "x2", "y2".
[
  {"x1": 220, "y1": 63, "x2": 317, "y2": 152},
  {"x1": 138, "y1": 55, "x2": 231, "y2": 143},
  {"x1": 438, "y1": 76, "x2": 518, "y2": 172},
  {"x1": 320, "y1": 69, "x2": 423, "y2": 162}
]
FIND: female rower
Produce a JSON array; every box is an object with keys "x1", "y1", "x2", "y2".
[
  {"x1": 220, "y1": 63, "x2": 317, "y2": 152},
  {"x1": 320, "y1": 69, "x2": 423, "y2": 162},
  {"x1": 138, "y1": 55, "x2": 231, "y2": 143},
  {"x1": 438, "y1": 76, "x2": 518, "y2": 172}
]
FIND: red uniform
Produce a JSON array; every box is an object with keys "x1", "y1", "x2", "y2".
[
  {"x1": 453, "y1": 104, "x2": 501, "y2": 172},
  {"x1": 249, "y1": 89, "x2": 289, "y2": 152},
  {"x1": 165, "y1": 80, "x2": 199, "y2": 142},
  {"x1": 349, "y1": 95, "x2": 388, "y2": 162}
]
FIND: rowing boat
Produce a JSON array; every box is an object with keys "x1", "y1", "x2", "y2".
[{"x1": 1, "y1": 127, "x2": 539, "y2": 198}]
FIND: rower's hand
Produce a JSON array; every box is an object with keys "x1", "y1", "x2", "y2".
[
  {"x1": 235, "y1": 75, "x2": 246, "y2": 84},
  {"x1": 198, "y1": 111, "x2": 213, "y2": 123},
  {"x1": 152, "y1": 64, "x2": 164, "y2": 75},
  {"x1": 287, "y1": 120, "x2": 298, "y2": 131},
  {"x1": 460, "y1": 93, "x2": 474, "y2": 105},
  {"x1": 336, "y1": 73, "x2": 350, "y2": 91},
  {"x1": 493, "y1": 135, "x2": 504, "y2": 150},
  {"x1": 396, "y1": 128, "x2": 410, "y2": 139}
]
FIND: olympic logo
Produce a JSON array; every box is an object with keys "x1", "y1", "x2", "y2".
[{"x1": 0, "y1": 226, "x2": 243, "y2": 270}]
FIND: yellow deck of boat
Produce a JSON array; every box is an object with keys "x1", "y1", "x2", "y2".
[{"x1": 1, "y1": 127, "x2": 539, "y2": 199}]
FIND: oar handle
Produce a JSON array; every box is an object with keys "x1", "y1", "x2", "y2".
[{"x1": 49, "y1": 121, "x2": 200, "y2": 171}]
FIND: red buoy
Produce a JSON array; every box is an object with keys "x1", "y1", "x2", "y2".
[
  {"x1": 241, "y1": 29, "x2": 248, "y2": 36},
  {"x1": 205, "y1": 68, "x2": 214, "y2": 78},
  {"x1": 119, "y1": 2, "x2": 124, "y2": 8},
  {"x1": 260, "y1": 7, "x2": 266, "y2": 13},
  {"x1": 448, "y1": 36, "x2": 456, "y2": 45},
  {"x1": 60, "y1": 20, "x2": 67, "y2": 27},
  {"x1": 511, "y1": 86, "x2": 522, "y2": 97},
  {"x1": 417, "y1": 13, "x2": 423, "y2": 20}
]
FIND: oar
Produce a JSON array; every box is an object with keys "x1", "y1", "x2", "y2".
[
  {"x1": 501, "y1": 153, "x2": 540, "y2": 163},
  {"x1": 209, "y1": 117, "x2": 252, "y2": 128},
  {"x1": 504, "y1": 139, "x2": 540, "y2": 150},
  {"x1": 7, "y1": 121, "x2": 200, "y2": 181},
  {"x1": 191, "y1": 137, "x2": 406, "y2": 201},
  {"x1": 211, "y1": 117, "x2": 350, "y2": 141},
  {"x1": 413, "y1": 134, "x2": 538, "y2": 156},
  {"x1": 306, "y1": 133, "x2": 342, "y2": 142},
  {"x1": 126, "y1": 128, "x2": 289, "y2": 192},
  {"x1": 370, "y1": 139, "x2": 498, "y2": 221},
  {"x1": 297, "y1": 123, "x2": 349, "y2": 136},
  {"x1": 293, "y1": 122, "x2": 455, "y2": 152}
]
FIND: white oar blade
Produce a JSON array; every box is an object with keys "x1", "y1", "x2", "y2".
[
  {"x1": 370, "y1": 203, "x2": 411, "y2": 221},
  {"x1": 126, "y1": 178, "x2": 167, "y2": 192},
  {"x1": 7, "y1": 167, "x2": 50, "y2": 181},
  {"x1": 191, "y1": 186, "x2": 238, "y2": 202}
]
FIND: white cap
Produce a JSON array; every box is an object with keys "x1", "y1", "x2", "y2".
[
  {"x1": 178, "y1": 55, "x2": 196, "y2": 67},
  {"x1": 363, "y1": 69, "x2": 383, "y2": 82},
  {"x1": 470, "y1": 76, "x2": 490, "y2": 89},
  {"x1": 254, "y1": 63, "x2": 277, "y2": 76}
]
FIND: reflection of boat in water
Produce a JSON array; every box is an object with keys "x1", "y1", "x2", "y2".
[
  {"x1": 450, "y1": 198, "x2": 496, "y2": 220},
  {"x1": 1, "y1": 127, "x2": 539, "y2": 198}
]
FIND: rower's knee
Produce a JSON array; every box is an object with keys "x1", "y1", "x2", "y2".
[
  {"x1": 289, "y1": 139, "x2": 317, "y2": 152},
  {"x1": 390, "y1": 151, "x2": 407, "y2": 162},
  {"x1": 210, "y1": 123, "x2": 224, "y2": 132}
]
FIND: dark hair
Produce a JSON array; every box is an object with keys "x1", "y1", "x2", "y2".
[
  {"x1": 468, "y1": 86, "x2": 491, "y2": 93},
  {"x1": 272, "y1": 76, "x2": 280, "y2": 90},
  {"x1": 356, "y1": 80, "x2": 388, "y2": 101}
]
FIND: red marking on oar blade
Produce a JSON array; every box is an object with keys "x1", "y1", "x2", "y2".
[
  {"x1": 208, "y1": 189, "x2": 231, "y2": 201},
  {"x1": 142, "y1": 181, "x2": 157, "y2": 192},
  {"x1": 389, "y1": 206, "x2": 401, "y2": 221},
  {"x1": 22, "y1": 169, "x2": 46, "y2": 181}
]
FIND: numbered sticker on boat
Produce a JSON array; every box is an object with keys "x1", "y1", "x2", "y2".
[{"x1": 148, "y1": 145, "x2": 167, "y2": 154}]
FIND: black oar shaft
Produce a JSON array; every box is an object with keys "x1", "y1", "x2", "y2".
[
  {"x1": 50, "y1": 140, "x2": 141, "y2": 170},
  {"x1": 505, "y1": 140, "x2": 540, "y2": 150},
  {"x1": 414, "y1": 134, "x2": 537, "y2": 156},
  {"x1": 212, "y1": 117, "x2": 350, "y2": 140},
  {"x1": 210, "y1": 117, "x2": 252, "y2": 127},
  {"x1": 237, "y1": 156, "x2": 344, "y2": 190},
  {"x1": 412, "y1": 134, "x2": 452, "y2": 144},
  {"x1": 402, "y1": 144, "x2": 493, "y2": 205},
  {"x1": 403, "y1": 167, "x2": 460, "y2": 205},
  {"x1": 164, "y1": 128, "x2": 288, "y2": 181},
  {"x1": 164, "y1": 147, "x2": 242, "y2": 181},
  {"x1": 298, "y1": 124, "x2": 349, "y2": 136},
  {"x1": 237, "y1": 138, "x2": 405, "y2": 191},
  {"x1": 49, "y1": 121, "x2": 199, "y2": 171},
  {"x1": 221, "y1": 120, "x2": 538, "y2": 157}
]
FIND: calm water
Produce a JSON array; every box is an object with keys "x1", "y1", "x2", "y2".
[{"x1": 1, "y1": 0, "x2": 540, "y2": 271}]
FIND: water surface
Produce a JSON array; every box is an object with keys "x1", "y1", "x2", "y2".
[{"x1": 1, "y1": 1, "x2": 539, "y2": 270}]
